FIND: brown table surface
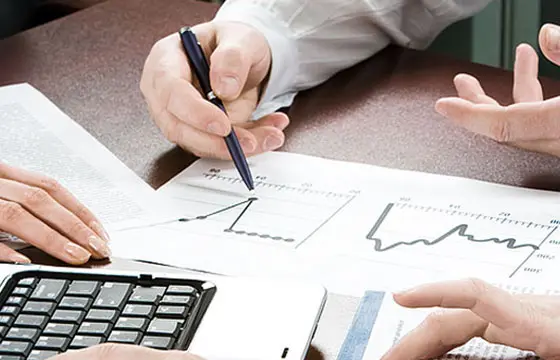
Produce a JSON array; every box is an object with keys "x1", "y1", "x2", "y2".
[{"x1": 3, "y1": 0, "x2": 560, "y2": 358}]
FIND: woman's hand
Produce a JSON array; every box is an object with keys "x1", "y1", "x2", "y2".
[
  {"x1": 382, "y1": 278, "x2": 560, "y2": 359},
  {"x1": 0, "y1": 162, "x2": 110, "y2": 265},
  {"x1": 436, "y1": 24, "x2": 560, "y2": 157}
]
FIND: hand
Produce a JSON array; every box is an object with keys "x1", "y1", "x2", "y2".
[
  {"x1": 0, "y1": 162, "x2": 110, "y2": 265},
  {"x1": 381, "y1": 278, "x2": 560, "y2": 360},
  {"x1": 435, "y1": 24, "x2": 560, "y2": 157},
  {"x1": 140, "y1": 20, "x2": 289, "y2": 159},
  {"x1": 51, "y1": 343, "x2": 203, "y2": 360}
]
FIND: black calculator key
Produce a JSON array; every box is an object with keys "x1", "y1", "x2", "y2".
[
  {"x1": 0, "y1": 307, "x2": 18, "y2": 317},
  {"x1": 77, "y1": 322, "x2": 111, "y2": 337},
  {"x1": 5, "y1": 298, "x2": 24, "y2": 307},
  {"x1": 141, "y1": 336, "x2": 174, "y2": 350},
  {"x1": 156, "y1": 306, "x2": 188, "y2": 318},
  {"x1": 93, "y1": 283, "x2": 132, "y2": 310},
  {"x1": 108, "y1": 330, "x2": 141, "y2": 344},
  {"x1": 43, "y1": 323, "x2": 77, "y2": 337},
  {"x1": 35, "y1": 336, "x2": 70, "y2": 351},
  {"x1": 67, "y1": 281, "x2": 99, "y2": 297},
  {"x1": 0, "y1": 316, "x2": 14, "y2": 327},
  {"x1": 22, "y1": 302, "x2": 56, "y2": 316},
  {"x1": 166, "y1": 285, "x2": 196, "y2": 295},
  {"x1": 28, "y1": 350, "x2": 59, "y2": 360},
  {"x1": 51, "y1": 310, "x2": 85, "y2": 324},
  {"x1": 5, "y1": 328, "x2": 40, "y2": 342},
  {"x1": 114, "y1": 318, "x2": 148, "y2": 331},
  {"x1": 122, "y1": 304, "x2": 155, "y2": 318},
  {"x1": 0, "y1": 326, "x2": 7, "y2": 338},
  {"x1": 59, "y1": 297, "x2": 92, "y2": 310},
  {"x1": 160, "y1": 295, "x2": 194, "y2": 306},
  {"x1": 30, "y1": 280, "x2": 68, "y2": 302},
  {"x1": 146, "y1": 319, "x2": 180, "y2": 337},
  {"x1": 129, "y1": 287, "x2": 164, "y2": 303},
  {"x1": 14, "y1": 315, "x2": 47, "y2": 329},
  {"x1": 85, "y1": 309, "x2": 118, "y2": 323},
  {"x1": 11, "y1": 288, "x2": 31, "y2": 298},
  {"x1": 69, "y1": 336, "x2": 103, "y2": 349},
  {"x1": 0, "y1": 341, "x2": 32, "y2": 356},
  {"x1": 17, "y1": 278, "x2": 37, "y2": 288}
]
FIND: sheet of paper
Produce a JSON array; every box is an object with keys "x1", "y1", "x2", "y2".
[
  {"x1": 348, "y1": 283, "x2": 557, "y2": 360},
  {"x1": 110, "y1": 151, "x2": 560, "y2": 296},
  {"x1": 0, "y1": 83, "x2": 178, "y2": 238}
]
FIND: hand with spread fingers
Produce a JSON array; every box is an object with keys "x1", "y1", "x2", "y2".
[
  {"x1": 0, "y1": 162, "x2": 110, "y2": 265},
  {"x1": 140, "y1": 21, "x2": 288, "y2": 160},
  {"x1": 381, "y1": 278, "x2": 560, "y2": 360},
  {"x1": 436, "y1": 23, "x2": 560, "y2": 157}
]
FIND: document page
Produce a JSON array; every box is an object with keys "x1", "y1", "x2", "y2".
[
  {"x1": 0, "y1": 83, "x2": 176, "y2": 235},
  {"x1": 110, "y1": 151, "x2": 560, "y2": 294}
]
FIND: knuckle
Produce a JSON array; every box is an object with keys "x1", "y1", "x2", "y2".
[
  {"x1": 89, "y1": 343, "x2": 120, "y2": 358},
  {"x1": 214, "y1": 45, "x2": 246, "y2": 71},
  {"x1": 0, "y1": 201, "x2": 26, "y2": 223},
  {"x1": 43, "y1": 230, "x2": 62, "y2": 248},
  {"x1": 38, "y1": 177, "x2": 62, "y2": 194},
  {"x1": 68, "y1": 221, "x2": 88, "y2": 239},
  {"x1": 466, "y1": 277, "x2": 490, "y2": 297},
  {"x1": 22, "y1": 187, "x2": 50, "y2": 207},
  {"x1": 490, "y1": 117, "x2": 510, "y2": 142},
  {"x1": 423, "y1": 310, "x2": 448, "y2": 331}
]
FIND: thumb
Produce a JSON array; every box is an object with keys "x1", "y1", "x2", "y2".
[
  {"x1": 209, "y1": 22, "x2": 271, "y2": 101},
  {"x1": 539, "y1": 23, "x2": 560, "y2": 66}
]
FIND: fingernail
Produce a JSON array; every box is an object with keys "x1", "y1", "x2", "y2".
[
  {"x1": 546, "y1": 26, "x2": 560, "y2": 52},
  {"x1": 435, "y1": 103, "x2": 448, "y2": 117},
  {"x1": 88, "y1": 236, "x2": 111, "y2": 258},
  {"x1": 263, "y1": 135, "x2": 283, "y2": 151},
  {"x1": 207, "y1": 121, "x2": 227, "y2": 136},
  {"x1": 217, "y1": 76, "x2": 239, "y2": 98},
  {"x1": 90, "y1": 221, "x2": 110, "y2": 242},
  {"x1": 9, "y1": 253, "x2": 31, "y2": 264},
  {"x1": 240, "y1": 137, "x2": 256, "y2": 152},
  {"x1": 64, "y1": 243, "x2": 90, "y2": 263}
]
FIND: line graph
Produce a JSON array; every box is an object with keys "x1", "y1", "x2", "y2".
[
  {"x1": 162, "y1": 170, "x2": 358, "y2": 248},
  {"x1": 367, "y1": 203, "x2": 541, "y2": 252},
  {"x1": 362, "y1": 202, "x2": 558, "y2": 278}
]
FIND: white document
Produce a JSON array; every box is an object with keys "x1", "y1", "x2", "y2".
[
  {"x1": 0, "y1": 83, "x2": 177, "y2": 236},
  {"x1": 110, "y1": 151, "x2": 560, "y2": 295},
  {"x1": 353, "y1": 282, "x2": 553, "y2": 360}
]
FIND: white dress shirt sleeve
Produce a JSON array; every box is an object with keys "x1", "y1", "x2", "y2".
[{"x1": 214, "y1": 0, "x2": 492, "y2": 119}]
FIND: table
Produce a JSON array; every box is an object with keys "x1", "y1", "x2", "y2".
[{"x1": 2, "y1": 0, "x2": 560, "y2": 359}]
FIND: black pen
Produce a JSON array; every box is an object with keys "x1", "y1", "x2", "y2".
[{"x1": 178, "y1": 26, "x2": 255, "y2": 192}]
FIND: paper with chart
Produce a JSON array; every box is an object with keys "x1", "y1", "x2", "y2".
[
  {"x1": 110, "y1": 151, "x2": 560, "y2": 294},
  {"x1": 0, "y1": 83, "x2": 178, "y2": 243}
]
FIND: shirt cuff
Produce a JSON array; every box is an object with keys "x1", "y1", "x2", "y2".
[{"x1": 214, "y1": 2, "x2": 298, "y2": 119}]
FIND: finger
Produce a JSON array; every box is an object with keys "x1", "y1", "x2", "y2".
[
  {"x1": 539, "y1": 23, "x2": 560, "y2": 66},
  {"x1": 206, "y1": 21, "x2": 271, "y2": 100},
  {"x1": 239, "y1": 112, "x2": 290, "y2": 131},
  {"x1": 435, "y1": 97, "x2": 560, "y2": 142},
  {"x1": 52, "y1": 343, "x2": 204, "y2": 360},
  {"x1": 513, "y1": 43, "x2": 543, "y2": 102},
  {"x1": 453, "y1": 74, "x2": 499, "y2": 105},
  {"x1": 0, "y1": 199, "x2": 90, "y2": 264},
  {"x1": 394, "y1": 278, "x2": 530, "y2": 330},
  {"x1": 161, "y1": 110, "x2": 257, "y2": 159},
  {"x1": 381, "y1": 309, "x2": 487, "y2": 360},
  {"x1": 0, "y1": 242, "x2": 31, "y2": 264},
  {"x1": 0, "y1": 179, "x2": 110, "y2": 259},
  {"x1": 0, "y1": 163, "x2": 109, "y2": 242},
  {"x1": 165, "y1": 77, "x2": 232, "y2": 136},
  {"x1": 234, "y1": 125, "x2": 285, "y2": 155}
]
